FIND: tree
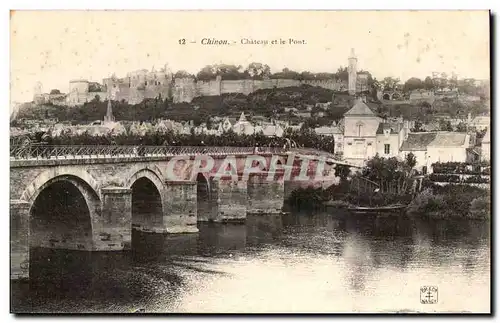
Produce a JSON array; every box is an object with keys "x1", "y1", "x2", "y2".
[
  {"x1": 245, "y1": 62, "x2": 271, "y2": 80},
  {"x1": 335, "y1": 66, "x2": 349, "y2": 81},
  {"x1": 424, "y1": 76, "x2": 434, "y2": 90},
  {"x1": 300, "y1": 71, "x2": 316, "y2": 81},
  {"x1": 403, "y1": 77, "x2": 424, "y2": 92},
  {"x1": 335, "y1": 164, "x2": 351, "y2": 183},
  {"x1": 196, "y1": 65, "x2": 217, "y2": 81},
  {"x1": 456, "y1": 122, "x2": 467, "y2": 132},
  {"x1": 217, "y1": 64, "x2": 248, "y2": 80},
  {"x1": 411, "y1": 120, "x2": 425, "y2": 132},
  {"x1": 405, "y1": 152, "x2": 417, "y2": 169},
  {"x1": 174, "y1": 70, "x2": 193, "y2": 79},
  {"x1": 381, "y1": 77, "x2": 400, "y2": 91},
  {"x1": 439, "y1": 120, "x2": 453, "y2": 131},
  {"x1": 50, "y1": 89, "x2": 61, "y2": 95},
  {"x1": 271, "y1": 68, "x2": 301, "y2": 80}
]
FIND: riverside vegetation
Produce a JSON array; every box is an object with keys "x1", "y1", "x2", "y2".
[{"x1": 286, "y1": 155, "x2": 490, "y2": 220}]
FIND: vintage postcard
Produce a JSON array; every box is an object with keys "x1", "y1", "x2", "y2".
[{"x1": 9, "y1": 10, "x2": 491, "y2": 314}]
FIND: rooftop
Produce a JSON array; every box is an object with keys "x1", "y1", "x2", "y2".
[
  {"x1": 315, "y1": 126, "x2": 342, "y2": 135},
  {"x1": 400, "y1": 132, "x2": 468, "y2": 151},
  {"x1": 400, "y1": 132, "x2": 437, "y2": 151},
  {"x1": 429, "y1": 132, "x2": 468, "y2": 147},
  {"x1": 376, "y1": 122, "x2": 402, "y2": 135},
  {"x1": 344, "y1": 99, "x2": 375, "y2": 117}
]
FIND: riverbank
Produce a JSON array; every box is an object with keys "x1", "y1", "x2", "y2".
[
  {"x1": 287, "y1": 183, "x2": 490, "y2": 220},
  {"x1": 407, "y1": 184, "x2": 490, "y2": 220},
  {"x1": 286, "y1": 184, "x2": 414, "y2": 210}
]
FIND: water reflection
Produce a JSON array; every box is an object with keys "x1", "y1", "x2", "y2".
[{"x1": 11, "y1": 212, "x2": 490, "y2": 313}]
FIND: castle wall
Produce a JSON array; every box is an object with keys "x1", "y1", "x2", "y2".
[
  {"x1": 220, "y1": 79, "x2": 255, "y2": 95},
  {"x1": 196, "y1": 78, "x2": 221, "y2": 96},
  {"x1": 105, "y1": 74, "x2": 348, "y2": 104},
  {"x1": 174, "y1": 78, "x2": 197, "y2": 103}
]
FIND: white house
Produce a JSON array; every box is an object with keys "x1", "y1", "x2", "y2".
[
  {"x1": 399, "y1": 132, "x2": 470, "y2": 172},
  {"x1": 375, "y1": 121, "x2": 409, "y2": 158},
  {"x1": 342, "y1": 99, "x2": 382, "y2": 166}
]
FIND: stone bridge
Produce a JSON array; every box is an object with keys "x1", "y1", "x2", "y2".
[{"x1": 10, "y1": 145, "x2": 359, "y2": 280}]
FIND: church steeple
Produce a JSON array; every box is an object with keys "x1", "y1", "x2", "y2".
[{"x1": 104, "y1": 99, "x2": 115, "y2": 123}]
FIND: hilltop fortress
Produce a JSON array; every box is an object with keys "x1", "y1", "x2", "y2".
[{"x1": 34, "y1": 49, "x2": 369, "y2": 106}]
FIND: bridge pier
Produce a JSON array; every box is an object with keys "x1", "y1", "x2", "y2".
[
  {"x1": 247, "y1": 171, "x2": 285, "y2": 215},
  {"x1": 210, "y1": 177, "x2": 248, "y2": 222},
  {"x1": 97, "y1": 187, "x2": 132, "y2": 251},
  {"x1": 163, "y1": 181, "x2": 199, "y2": 233},
  {"x1": 10, "y1": 200, "x2": 30, "y2": 280}
]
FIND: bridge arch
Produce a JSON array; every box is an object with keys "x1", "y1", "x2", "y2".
[
  {"x1": 27, "y1": 173, "x2": 101, "y2": 251},
  {"x1": 20, "y1": 167, "x2": 100, "y2": 203},
  {"x1": 196, "y1": 172, "x2": 213, "y2": 222},
  {"x1": 125, "y1": 167, "x2": 165, "y2": 192},
  {"x1": 126, "y1": 168, "x2": 166, "y2": 233}
]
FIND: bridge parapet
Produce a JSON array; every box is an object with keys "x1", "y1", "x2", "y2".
[{"x1": 10, "y1": 145, "x2": 286, "y2": 161}]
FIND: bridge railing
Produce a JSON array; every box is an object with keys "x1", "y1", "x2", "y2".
[{"x1": 10, "y1": 145, "x2": 288, "y2": 160}]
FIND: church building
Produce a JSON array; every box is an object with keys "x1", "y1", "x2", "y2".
[{"x1": 342, "y1": 99, "x2": 383, "y2": 165}]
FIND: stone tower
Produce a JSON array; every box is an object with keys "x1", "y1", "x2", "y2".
[
  {"x1": 348, "y1": 48, "x2": 357, "y2": 96},
  {"x1": 104, "y1": 99, "x2": 115, "y2": 123}
]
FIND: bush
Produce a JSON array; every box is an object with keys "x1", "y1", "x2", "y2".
[
  {"x1": 408, "y1": 185, "x2": 489, "y2": 219},
  {"x1": 468, "y1": 196, "x2": 491, "y2": 219},
  {"x1": 407, "y1": 189, "x2": 448, "y2": 218},
  {"x1": 286, "y1": 187, "x2": 328, "y2": 210},
  {"x1": 464, "y1": 175, "x2": 489, "y2": 184}
]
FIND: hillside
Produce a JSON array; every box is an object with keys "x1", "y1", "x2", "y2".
[
  {"x1": 15, "y1": 85, "x2": 357, "y2": 126},
  {"x1": 14, "y1": 84, "x2": 488, "y2": 128}
]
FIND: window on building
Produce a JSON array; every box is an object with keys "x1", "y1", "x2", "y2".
[
  {"x1": 384, "y1": 144, "x2": 390, "y2": 154},
  {"x1": 355, "y1": 121, "x2": 364, "y2": 137}
]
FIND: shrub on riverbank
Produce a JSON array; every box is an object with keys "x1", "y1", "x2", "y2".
[
  {"x1": 407, "y1": 185, "x2": 490, "y2": 220},
  {"x1": 469, "y1": 196, "x2": 491, "y2": 220},
  {"x1": 286, "y1": 184, "x2": 414, "y2": 211},
  {"x1": 287, "y1": 187, "x2": 330, "y2": 210}
]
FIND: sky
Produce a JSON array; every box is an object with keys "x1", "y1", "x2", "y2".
[{"x1": 10, "y1": 10, "x2": 490, "y2": 103}]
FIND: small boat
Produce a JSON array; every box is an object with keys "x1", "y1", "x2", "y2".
[{"x1": 347, "y1": 204, "x2": 407, "y2": 215}]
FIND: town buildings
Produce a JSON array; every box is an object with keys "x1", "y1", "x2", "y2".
[{"x1": 313, "y1": 97, "x2": 485, "y2": 171}]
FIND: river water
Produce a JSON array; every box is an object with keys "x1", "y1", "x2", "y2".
[{"x1": 11, "y1": 212, "x2": 490, "y2": 314}]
